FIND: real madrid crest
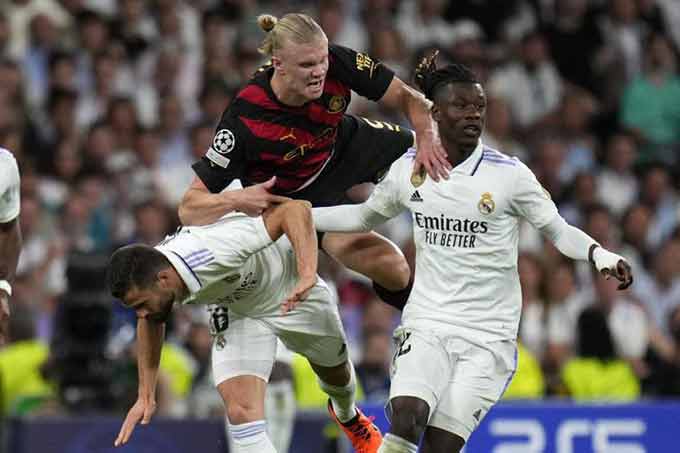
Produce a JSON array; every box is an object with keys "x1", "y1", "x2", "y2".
[
  {"x1": 328, "y1": 95, "x2": 346, "y2": 113},
  {"x1": 478, "y1": 192, "x2": 495, "y2": 215},
  {"x1": 410, "y1": 168, "x2": 426, "y2": 188}
]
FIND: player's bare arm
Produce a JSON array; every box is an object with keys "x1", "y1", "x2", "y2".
[
  {"x1": 0, "y1": 213, "x2": 21, "y2": 346},
  {"x1": 178, "y1": 176, "x2": 291, "y2": 225},
  {"x1": 262, "y1": 200, "x2": 318, "y2": 312},
  {"x1": 381, "y1": 76, "x2": 451, "y2": 182},
  {"x1": 115, "y1": 318, "x2": 165, "y2": 447}
]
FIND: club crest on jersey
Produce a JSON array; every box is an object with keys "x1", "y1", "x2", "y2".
[
  {"x1": 212, "y1": 129, "x2": 235, "y2": 154},
  {"x1": 410, "y1": 168, "x2": 426, "y2": 188},
  {"x1": 478, "y1": 192, "x2": 495, "y2": 215},
  {"x1": 328, "y1": 95, "x2": 346, "y2": 113}
]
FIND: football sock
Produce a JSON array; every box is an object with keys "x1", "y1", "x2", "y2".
[
  {"x1": 228, "y1": 420, "x2": 277, "y2": 453},
  {"x1": 318, "y1": 362, "x2": 357, "y2": 423},
  {"x1": 377, "y1": 433, "x2": 418, "y2": 453}
]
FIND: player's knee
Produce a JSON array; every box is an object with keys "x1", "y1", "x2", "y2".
[
  {"x1": 226, "y1": 400, "x2": 262, "y2": 425},
  {"x1": 376, "y1": 251, "x2": 410, "y2": 289},
  {"x1": 388, "y1": 397, "x2": 430, "y2": 443}
]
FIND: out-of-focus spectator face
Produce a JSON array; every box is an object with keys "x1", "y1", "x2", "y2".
[
  {"x1": 318, "y1": 1, "x2": 344, "y2": 42},
  {"x1": 610, "y1": 0, "x2": 638, "y2": 24},
  {"x1": 120, "y1": 0, "x2": 144, "y2": 23},
  {"x1": 154, "y1": 47, "x2": 182, "y2": 90},
  {"x1": 535, "y1": 140, "x2": 565, "y2": 182},
  {"x1": 594, "y1": 269, "x2": 621, "y2": 308},
  {"x1": 519, "y1": 253, "x2": 543, "y2": 303},
  {"x1": 85, "y1": 124, "x2": 115, "y2": 163},
  {"x1": 606, "y1": 133, "x2": 637, "y2": 173},
  {"x1": 0, "y1": 60, "x2": 23, "y2": 104},
  {"x1": 159, "y1": 95, "x2": 184, "y2": 132},
  {"x1": 190, "y1": 124, "x2": 213, "y2": 159},
  {"x1": 77, "y1": 174, "x2": 107, "y2": 210},
  {"x1": 0, "y1": 92, "x2": 17, "y2": 132},
  {"x1": 585, "y1": 208, "x2": 612, "y2": 245},
  {"x1": 418, "y1": 0, "x2": 446, "y2": 17},
  {"x1": 653, "y1": 240, "x2": 680, "y2": 284},
  {"x1": 622, "y1": 204, "x2": 651, "y2": 246},
  {"x1": 19, "y1": 195, "x2": 41, "y2": 238},
  {"x1": 158, "y1": 7, "x2": 181, "y2": 41},
  {"x1": 134, "y1": 128, "x2": 160, "y2": 167},
  {"x1": 370, "y1": 27, "x2": 404, "y2": 63},
  {"x1": 362, "y1": 330, "x2": 392, "y2": 368},
  {"x1": 49, "y1": 54, "x2": 77, "y2": 90},
  {"x1": 108, "y1": 98, "x2": 138, "y2": 134},
  {"x1": 134, "y1": 202, "x2": 172, "y2": 244},
  {"x1": 646, "y1": 33, "x2": 676, "y2": 73},
  {"x1": 561, "y1": 94, "x2": 593, "y2": 134},
  {"x1": 546, "y1": 261, "x2": 575, "y2": 303},
  {"x1": 49, "y1": 91, "x2": 78, "y2": 135},
  {"x1": 54, "y1": 138, "x2": 82, "y2": 181},
  {"x1": 199, "y1": 81, "x2": 233, "y2": 125},
  {"x1": 521, "y1": 32, "x2": 548, "y2": 67},
  {"x1": 29, "y1": 14, "x2": 57, "y2": 48},
  {"x1": 0, "y1": 14, "x2": 8, "y2": 51},
  {"x1": 93, "y1": 53, "x2": 116, "y2": 90},
  {"x1": 203, "y1": 45, "x2": 231, "y2": 81},
  {"x1": 80, "y1": 13, "x2": 109, "y2": 53},
  {"x1": 485, "y1": 97, "x2": 512, "y2": 137},
  {"x1": 573, "y1": 172, "x2": 597, "y2": 205},
  {"x1": 641, "y1": 167, "x2": 670, "y2": 206}
]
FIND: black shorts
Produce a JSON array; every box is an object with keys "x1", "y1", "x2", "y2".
[{"x1": 289, "y1": 115, "x2": 414, "y2": 207}]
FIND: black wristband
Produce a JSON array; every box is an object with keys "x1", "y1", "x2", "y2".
[{"x1": 588, "y1": 243, "x2": 600, "y2": 267}]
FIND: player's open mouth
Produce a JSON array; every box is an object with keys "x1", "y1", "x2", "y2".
[
  {"x1": 463, "y1": 125, "x2": 481, "y2": 136},
  {"x1": 308, "y1": 80, "x2": 323, "y2": 89}
]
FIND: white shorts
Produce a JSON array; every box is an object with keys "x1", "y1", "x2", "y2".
[
  {"x1": 388, "y1": 327, "x2": 517, "y2": 441},
  {"x1": 210, "y1": 284, "x2": 348, "y2": 386}
]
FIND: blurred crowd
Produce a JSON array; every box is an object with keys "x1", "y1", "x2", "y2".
[{"x1": 1, "y1": 0, "x2": 680, "y2": 419}]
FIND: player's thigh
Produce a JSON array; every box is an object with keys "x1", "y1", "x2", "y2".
[
  {"x1": 388, "y1": 327, "x2": 452, "y2": 421},
  {"x1": 322, "y1": 230, "x2": 409, "y2": 288},
  {"x1": 429, "y1": 339, "x2": 517, "y2": 442},
  {"x1": 266, "y1": 285, "x2": 349, "y2": 368},
  {"x1": 210, "y1": 307, "x2": 277, "y2": 386},
  {"x1": 336, "y1": 115, "x2": 415, "y2": 186}
]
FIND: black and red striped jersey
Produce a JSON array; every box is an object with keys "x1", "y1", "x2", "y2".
[{"x1": 192, "y1": 44, "x2": 395, "y2": 194}]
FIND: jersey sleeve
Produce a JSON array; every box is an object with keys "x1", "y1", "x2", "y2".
[
  {"x1": 327, "y1": 44, "x2": 395, "y2": 101},
  {"x1": 191, "y1": 113, "x2": 248, "y2": 193},
  {"x1": 509, "y1": 161, "x2": 560, "y2": 229},
  {"x1": 0, "y1": 150, "x2": 20, "y2": 223},
  {"x1": 365, "y1": 157, "x2": 408, "y2": 218}
]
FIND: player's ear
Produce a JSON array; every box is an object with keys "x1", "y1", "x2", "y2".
[
  {"x1": 272, "y1": 56, "x2": 283, "y2": 72},
  {"x1": 157, "y1": 268, "x2": 174, "y2": 289}
]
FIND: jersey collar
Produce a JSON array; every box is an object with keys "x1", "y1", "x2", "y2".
[
  {"x1": 450, "y1": 140, "x2": 484, "y2": 176},
  {"x1": 156, "y1": 247, "x2": 202, "y2": 296}
]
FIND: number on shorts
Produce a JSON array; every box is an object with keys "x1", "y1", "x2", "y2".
[{"x1": 396, "y1": 331, "x2": 412, "y2": 358}]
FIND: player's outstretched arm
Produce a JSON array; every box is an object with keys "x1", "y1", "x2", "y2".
[
  {"x1": 311, "y1": 203, "x2": 391, "y2": 233},
  {"x1": 380, "y1": 76, "x2": 451, "y2": 181},
  {"x1": 115, "y1": 318, "x2": 165, "y2": 447},
  {"x1": 541, "y1": 216, "x2": 633, "y2": 290},
  {"x1": 0, "y1": 217, "x2": 21, "y2": 345},
  {"x1": 262, "y1": 200, "x2": 318, "y2": 312},
  {"x1": 178, "y1": 176, "x2": 291, "y2": 225}
]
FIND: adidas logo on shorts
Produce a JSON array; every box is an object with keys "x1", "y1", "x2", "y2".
[{"x1": 410, "y1": 191, "x2": 423, "y2": 202}]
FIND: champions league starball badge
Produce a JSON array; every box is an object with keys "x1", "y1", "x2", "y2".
[{"x1": 411, "y1": 168, "x2": 426, "y2": 188}]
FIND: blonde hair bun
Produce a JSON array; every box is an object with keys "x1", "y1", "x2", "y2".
[{"x1": 257, "y1": 14, "x2": 278, "y2": 32}]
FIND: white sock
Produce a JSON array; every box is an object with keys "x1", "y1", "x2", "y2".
[
  {"x1": 378, "y1": 433, "x2": 418, "y2": 453},
  {"x1": 264, "y1": 380, "x2": 296, "y2": 453},
  {"x1": 228, "y1": 420, "x2": 277, "y2": 453},
  {"x1": 318, "y1": 363, "x2": 357, "y2": 423}
]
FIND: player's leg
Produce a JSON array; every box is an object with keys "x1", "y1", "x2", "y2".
[
  {"x1": 420, "y1": 426, "x2": 465, "y2": 453},
  {"x1": 210, "y1": 309, "x2": 278, "y2": 453},
  {"x1": 423, "y1": 338, "x2": 518, "y2": 453},
  {"x1": 321, "y1": 230, "x2": 412, "y2": 309},
  {"x1": 378, "y1": 327, "x2": 451, "y2": 453},
  {"x1": 264, "y1": 341, "x2": 296, "y2": 453}
]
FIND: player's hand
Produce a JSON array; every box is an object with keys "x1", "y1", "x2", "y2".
[
  {"x1": 235, "y1": 176, "x2": 292, "y2": 217},
  {"x1": 114, "y1": 396, "x2": 156, "y2": 447},
  {"x1": 0, "y1": 291, "x2": 10, "y2": 346},
  {"x1": 413, "y1": 126, "x2": 451, "y2": 183},
  {"x1": 593, "y1": 248, "x2": 633, "y2": 290},
  {"x1": 282, "y1": 275, "x2": 317, "y2": 313}
]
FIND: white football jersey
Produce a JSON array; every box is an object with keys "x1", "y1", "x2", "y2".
[
  {"x1": 0, "y1": 148, "x2": 20, "y2": 223},
  {"x1": 367, "y1": 142, "x2": 559, "y2": 343},
  {"x1": 155, "y1": 213, "x2": 315, "y2": 317}
]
